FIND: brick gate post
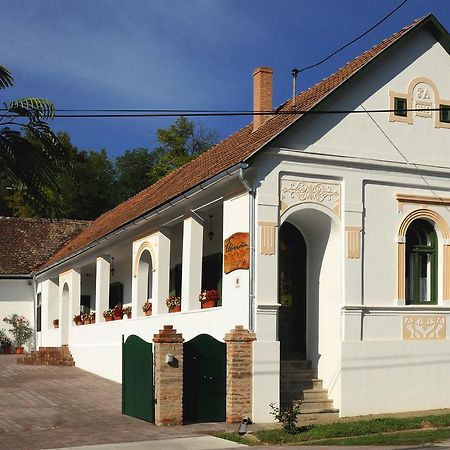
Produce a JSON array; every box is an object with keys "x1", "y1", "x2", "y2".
[
  {"x1": 153, "y1": 325, "x2": 184, "y2": 426},
  {"x1": 224, "y1": 325, "x2": 257, "y2": 423}
]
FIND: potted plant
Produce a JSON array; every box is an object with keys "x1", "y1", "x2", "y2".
[
  {"x1": 123, "y1": 305, "x2": 132, "y2": 319},
  {"x1": 73, "y1": 313, "x2": 83, "y2": 326},
  {"x1": 142, "y1": 302, "x2": 152, "y2": 316},
  {"x1": 81, "y1": 313, "x2": 90, "y2": 325},
  {"x1": 198, "y1": 289, "x2": 220, "y2": 309},
  {"x1": 3, "y1": 314, "x2": 33, "y2": 354},
  {"x1": 113, "y1": 304, "x2": 123, "y2": 320},
  {"x1": 53, "y1": 319, "x2": 59, "y2": 329},
  {"x1": 166, "y1": 296, "x2": 181, "y2": 313},
  {"x1": 103, "y1": 309, "x2": 114, "y2": 322},
  {"x1": 88, "y1": 312, "x2": 96, "y2": 324},
  {"x1": 0, "y1": 329, "x2": 12, "y2": 354}
]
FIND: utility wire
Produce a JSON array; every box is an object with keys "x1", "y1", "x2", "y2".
[
  {"x1": 295, "y1": 0, "x2": 409, "y2": 74},
  {"x1": 47, "y1": 107, "x2": 448, "y2": 118}
]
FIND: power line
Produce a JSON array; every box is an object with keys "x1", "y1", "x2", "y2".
[
  {"x1": 2, "y1": 107, "x2": 446, "y2": 119},
  {"x1": 295, "y1": 0, "x2": 409, "y2": 74},
  {"x1": 47, "y1": 107, "x2": 449, "y2": 118}
]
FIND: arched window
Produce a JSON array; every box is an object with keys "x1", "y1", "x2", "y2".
[{"x1": 405, "y1": 219, "x2": 437, "y2": 304}]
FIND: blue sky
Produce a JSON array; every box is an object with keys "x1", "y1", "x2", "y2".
[{"x1": 3, "y1": 0, "x2": 450, "y2": 157}]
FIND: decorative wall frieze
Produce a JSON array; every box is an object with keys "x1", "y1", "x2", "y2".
[
  {"x1": 280, "y1": 178, "x2": 341, "y2": 218},
  {"x1": 346, "y1": 226, "x2": 362, "y2": 259},
  {"x1": 402, "y1": 315, "x2": 446, "y2": 340},
  {"x1": 389, "y1": 77, "x2": 450, "y2": 129},
  {"x1": 259, "y1": 222, "x2": 276, "y2": 255}
]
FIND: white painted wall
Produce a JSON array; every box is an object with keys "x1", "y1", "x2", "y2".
[{"x1": 0, "y1": 279, "x2": 33, "y2": 349}]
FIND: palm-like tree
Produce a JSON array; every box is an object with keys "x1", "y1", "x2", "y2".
[{"x1": 0, "y1": 65, "x2": 71, "y2": 216}]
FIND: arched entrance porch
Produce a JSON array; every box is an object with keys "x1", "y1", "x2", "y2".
[{"x1": 278, "y1": 204, "x2": 341, "y2": 406}]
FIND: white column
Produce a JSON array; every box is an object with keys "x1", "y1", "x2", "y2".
[
  {"x1": 95, "y1": 256, "x2": 110, "y2": 322},
  {"x1": 70, "y1": 270, "x2": 81, "y2": 322},
  {"x1": 181, "y1": 215, "x2": 203, "y2": 311},
  {"x1": 41, "y1": 279, "x2": 59, "y2": 331},
  {"x1": 154, "y1": 230, "x2": 171, "y2": 315}
]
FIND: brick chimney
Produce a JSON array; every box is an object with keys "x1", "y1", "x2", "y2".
[{"x1": 253, "y1": 67, "x2": 273, "y2": 131}]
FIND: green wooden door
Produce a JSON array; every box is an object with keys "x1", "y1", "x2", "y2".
[
  {"x1": 122, "y1": 335, "x2": 154, "y2": 422},
  {"x1": 183, "y1": 334, "x2": 226, "y2": 423}
]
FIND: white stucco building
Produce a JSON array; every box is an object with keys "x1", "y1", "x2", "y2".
[{"x1": 4, "y1": 14, "x2": 450, "y2": 422}]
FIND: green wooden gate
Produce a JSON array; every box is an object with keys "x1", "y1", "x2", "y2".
[
  {"x1": 122, "y1": 335, "x2": 154, "y2": 422},
  {"x1": 183, "y1": 334, "x2": 226, "y2": 423}
]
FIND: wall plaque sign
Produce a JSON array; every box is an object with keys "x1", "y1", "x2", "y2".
[{"x1": 224, "y1": 232, "x2": 249, "y2": 274}]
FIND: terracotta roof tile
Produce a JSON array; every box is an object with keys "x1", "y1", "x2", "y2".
[
  {"x1": 0, "y1": 217, "x2": 90, "y2": 275},
  {"x1": 43, "y1": 16, "x2": 427, "y2": 269}
]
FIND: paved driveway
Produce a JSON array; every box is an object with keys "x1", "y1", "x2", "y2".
[{"x1": 0, "y1": 355, "x2": 238, "y2": 449}]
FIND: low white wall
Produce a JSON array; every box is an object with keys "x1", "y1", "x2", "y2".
[
  {"x1": 341, "y1": 340, "x2": 450, "y2": 416},
  {"x1": 45, "y1": 306, "x2": 247, "y2": 383}
]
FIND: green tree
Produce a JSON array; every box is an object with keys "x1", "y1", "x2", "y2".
[
  {"x1": 0, "y1": 65, "x2": 71, "y2": 216},
  {"x1": 115, "y1": 147, "x2": 156, "y2": 203},
  {"x1": 148, "y1": 117, "x2": 218, "y2": 184},
  {"x1": 60, "y1": 146, "x2": 116, "y2": 220}
]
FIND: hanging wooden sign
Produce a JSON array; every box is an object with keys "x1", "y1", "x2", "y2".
[{"x1": 224, "y1": 232, "x2": 250, "y2": 274}]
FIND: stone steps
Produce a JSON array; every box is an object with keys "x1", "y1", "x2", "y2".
[
  {"x1": 17, "y1": 345, "x2": 75, "y2": 366},
  {"x1": 280, "y1": 356, "x2": 338, "y2": 421}
]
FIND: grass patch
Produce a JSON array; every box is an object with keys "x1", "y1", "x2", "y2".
[
  {"x1": 309, "y1": 428, "x2": 450, "y2": 446},
  {"x1": 232, "y1": 413, "x2": 450, "y2": 446}
]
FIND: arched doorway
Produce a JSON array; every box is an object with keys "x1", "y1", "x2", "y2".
[
  {"x1": 278, "y1": 222, "x2": 307, "y2": 357},
  {"x1": 61, "y1": 283, "x2": 70, "y2": 345}
]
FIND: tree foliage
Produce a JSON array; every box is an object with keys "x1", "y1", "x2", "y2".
[
  {"x1": 0, "y1": 65, "x2": 72, "y2": 217},
  {"x1": 0, "y1": 116, "x2": 218, "y2": 220}
]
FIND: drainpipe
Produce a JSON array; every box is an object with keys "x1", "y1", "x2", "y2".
[
  {"x1": 32, "y1": 273, "x2": 37, "y2": 351},
  {"x1": 239, "y1": 165, "x2": 256, "y2": 332}
]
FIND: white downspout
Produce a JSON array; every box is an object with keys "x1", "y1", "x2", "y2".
[{"x1": 239, "y1": 165, "x2": 256, "y2": 331}]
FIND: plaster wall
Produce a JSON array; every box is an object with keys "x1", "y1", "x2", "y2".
[
  {"x1": 276, "y1": 29, "x2": 450, "y2": 167},
  {"x1": 341, "y1": 339, "x2": 450, "y2": 416},
  {"x1": 66, "y1": 308, "x2": 243, "y2": 383},
  {"x1": 0, "y1": 279, "x2": 33, "y2": 349}
]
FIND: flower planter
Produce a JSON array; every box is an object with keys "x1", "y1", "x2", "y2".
[
  {"x1": 3, "y1": 347, "x2": 11, "y2": 354},
  {"x1": 144, "y1": 310, "x2": 152, "y2": 316},
  {"x1": 105, "y1": 316, "x2": 114, "y2": 322},
  {"x1": 201, "y1": 299, "x2": 217, "y2": 309},
  {"x1": 169, "y1": 305, "x2": 181, "y2": 313},
  {"x1": 16, "y1": 346, "x2": 24, "y2": 354},
  {"x1": 53, "y1": 323, "x2": 59, "y2": 329},
  {"x1": 113, "y1": 314, "x2": 123, "y2": 321},
  {"x1": 84, "y1": 319, "x2": 91, "y2": 325},
  {"x1": 76, "y1": 320, "x2": 83, "y2": 326}
]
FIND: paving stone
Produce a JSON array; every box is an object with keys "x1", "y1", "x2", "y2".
[{"x1": 0, "y1": 355, "x2": 238, "y2": 449}]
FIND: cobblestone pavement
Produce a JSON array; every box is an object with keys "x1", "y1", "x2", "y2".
[{"x1": 0, "y1": 355, "x2": 238, "y2": 449}]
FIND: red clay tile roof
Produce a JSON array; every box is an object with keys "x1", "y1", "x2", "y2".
[
  {"x1": 43, "y1": 15, "x2": 434, "y2": 270},
  {"x1": 0, "y1": 217, "x2": 90, "y2": 275}
]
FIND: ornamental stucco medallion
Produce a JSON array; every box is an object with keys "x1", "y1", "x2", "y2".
[
  {"x1": 280, "y1": 178, "x2": 341, "y2": 218},
  {"x1": 402, "y1": 315, "x2": 446, "y2": 340}
]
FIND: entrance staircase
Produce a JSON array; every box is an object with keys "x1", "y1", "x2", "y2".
[
  {"x1": 17, "y1": 345, "x2": 75, "y2": 366},
  {"x1": 280, "y1": 354, "x2": 338, "y2": 423}
]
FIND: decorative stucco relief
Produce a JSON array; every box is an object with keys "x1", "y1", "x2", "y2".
[
  {"x1": 402, "y1": 315, "x2": 446, "y2": 340},
  {"x1": 389, "y1": 77, "x2": 450, "y2": 129},
  {"x1": 259, "y1": 222, "x2": 276, "y2": 255},
  {"x1": 280, "y1": 178, "x2": 341, "y2": 218},
  {"x1": 346, "y1": 226, "x2": 362, "y2": 259}
]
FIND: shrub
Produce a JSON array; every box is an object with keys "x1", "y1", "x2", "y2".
[
  {"x1": 269, "y1": 402, "x2": 302, "y2": 433},
  {"x1": 3, "y1": 314, "x2": 33, "y2": 347}
]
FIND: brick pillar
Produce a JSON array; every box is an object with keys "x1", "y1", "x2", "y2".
[
  {"x1": 153, "y1": 325, "x2": 184, "y2": 426},
  {"x1": 224, "y1": 325, "x2": 257, "y2": 423}
]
